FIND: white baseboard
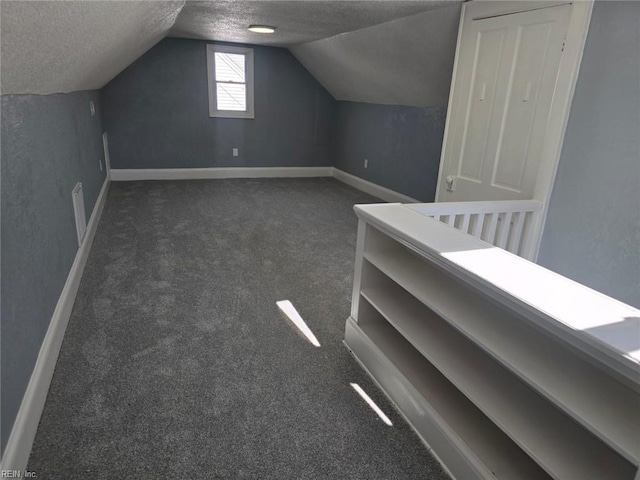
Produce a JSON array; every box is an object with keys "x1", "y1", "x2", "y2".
[
  {"x1": 332, "y1": 168, "x2": 418, "y2": 203},
  {"x1": 111, "y1": 166, "x2": 334, "y2": 181},
  {"x1": 110, "y1": 166, "x2": 417, "y2": 205},
  {"x1": 1, "y1": 177, "x2": 110, "y2": 471}
]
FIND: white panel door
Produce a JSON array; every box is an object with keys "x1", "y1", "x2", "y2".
[{"x1": 439, "y1": 3, "x2": 571, "y2": 202}]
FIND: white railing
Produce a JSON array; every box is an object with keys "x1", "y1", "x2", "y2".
[
  {"x1": 348, "y1": 202, "x2": 640, "y2": 480},
  {"x1": 406, "y1": 200, "x2": 543, "y2": 260}
]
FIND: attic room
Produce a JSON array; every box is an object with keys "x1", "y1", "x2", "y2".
[{"x1": 1, "y1": 0, "x2": 639, "y2": 478}]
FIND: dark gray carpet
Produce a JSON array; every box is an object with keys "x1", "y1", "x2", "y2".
[{"x1": 28, "y1": 178, "x2": 449, "y2": 480}]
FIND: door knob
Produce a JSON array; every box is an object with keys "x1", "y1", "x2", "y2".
[{"x1": 445, "y1": 175, "x2": 456, "y2": 192}]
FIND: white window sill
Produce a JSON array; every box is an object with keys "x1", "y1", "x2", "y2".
[{"x1": 209, "y1": 111, "x2": 255, "y2": 119}]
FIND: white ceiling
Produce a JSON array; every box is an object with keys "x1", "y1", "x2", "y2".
[
  {"x1": 1, "y1": 0, "x2": 463, "y2": 106},
  {"x1": 291, "y1": 3, "x2": 462, "y2": 107},
  {"x1": 0, "y1": 1, "x2": 185, "y2": 95},
  {"x1": 169, "y1": 0, "x2": 458, "y2": 47}
]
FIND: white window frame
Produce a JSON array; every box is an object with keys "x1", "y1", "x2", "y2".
[{"x1": 206, "y1": 44, "x2": 255, "y2": 119}]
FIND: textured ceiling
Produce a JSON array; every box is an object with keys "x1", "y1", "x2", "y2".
[
  {"x1": 291, "y1": 3, "x2": 462, "y2": 107},
  {"x1": 1, "y1": 0, "x2": 463, "y2": 105},
  {"x1": 0, "y1": 1, "x2": 185, "y2": 95},
  {"x1": 170, "y1": 0, "x2": 458, "y2": 47}
]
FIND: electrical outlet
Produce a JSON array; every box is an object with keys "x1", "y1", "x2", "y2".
[
  {"x1": 99, "y1": 158, "x2": 103, "y2": 172},
  {"x1": 233, "y1": 148, "x2": 239, "y2": 157},
  {"x1": 364, "y1": 159, "x2": 368, "y2": 169},
  {"x1": 89, "y1": 101, "x2": 95, "y2": 117}
]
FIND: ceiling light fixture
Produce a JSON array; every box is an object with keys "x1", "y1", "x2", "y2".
[{"x1": 248, "y1": 25, "x2": 276, "y2": 34}]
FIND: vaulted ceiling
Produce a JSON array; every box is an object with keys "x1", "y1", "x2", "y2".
[
  {"x1": 0, "y1": 1, "x2": 186, "y2": 95},
  {"x1": 1, "y1": 0, "x2": 463, "y2": 106},
  {"x1": 169, "y1": 0, "x2": 456, "y2": 46},
  {"x1": 291, "y1": 4, "x2": 462, "y2": 107}
]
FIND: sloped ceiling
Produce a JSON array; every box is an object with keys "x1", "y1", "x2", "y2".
[
  {"x1": 0, "y1": 1, "x2": 185, "y2": 95},
  {"x1": 291, "y1": 3, "x2": 462, "y2": 108},
  {"x1": 0, "y1": 0, "x2": 462, "y2": 107},
  {"x1": 170, "y1": 0, "x2": 455, "y2": 47}
]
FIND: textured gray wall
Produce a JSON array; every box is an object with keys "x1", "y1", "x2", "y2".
[
  {"x1": 101, "y1": 38, "x2": 336, "y2": 169},
  {"x1": 537, "y1": 1, "x2": 640, "y2": 308},
  {"x1": 1, "y1": 91, "x2": 106, "y2": 452},
  {"x1": 335, "y1": 102, "x2": 446, "y2": 202},
  {"x1": 291, "y1": 4, "x2": 461, "y2": 108}
]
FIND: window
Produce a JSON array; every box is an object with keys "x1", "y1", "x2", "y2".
[{"x1": 206, "y1": 44, "x2": 254, "y2": 119}]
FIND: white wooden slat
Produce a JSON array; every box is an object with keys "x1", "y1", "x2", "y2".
[
  {"x1": 446, "y1": 215, "x2": 456, "y2": 227},
  {"x1": 471, "y1": 213, "x2": 486, "y2": 239},
  {"x1": 405, "y1": 200, "x2": 544, "y2": 257},
  {"x1": 508, "y1": 212, "x2": 527, "y2": 254},
  {"x1": 460, "y1": 214, "x2": 471, "y2": 233},
  {"x1": 496, "y1": 212, "x2": 513, "y2": 249},
  {"x1": 519, "y1": 214, "x2": 534, "y2": 259},
  {"x1": 485, "y1": 213, "x2": 499, "y2": 243}
]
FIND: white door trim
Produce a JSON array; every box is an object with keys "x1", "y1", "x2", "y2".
[
  {"x1": 527, "y1": 0, "x2": 594, "y2": 261},
  {"x1": 435, "y1": 0, "x2": 594, "y2": 261},
  {"x1": 465, "y1": 1, "x2": 571, "y2": 21}
]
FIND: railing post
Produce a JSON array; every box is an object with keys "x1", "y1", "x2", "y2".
[{"x1": 520, "y1": 209, "x2": 545, "y2": 262}]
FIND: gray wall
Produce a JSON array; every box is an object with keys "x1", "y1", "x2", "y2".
[
  {"x1": 537, "y1": 1, "x2": 640, "y2": 308},
  {"x1": 1, "y1": 91, "x2": 106, "y2": 452},
  {"x1": 101, "y1": 38, "x2": 336, "y2": 169},
  {"x1": 302, "y1": 5, "x2": 458, "y2": 203},
  {"x1": 335, "y1": 102, "x2": 447, "y2": 202}
]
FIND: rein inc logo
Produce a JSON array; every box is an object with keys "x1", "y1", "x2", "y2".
[{"x1": 1, "y1": 471, "x2": 37, "y2": 478}]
